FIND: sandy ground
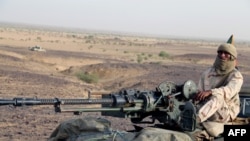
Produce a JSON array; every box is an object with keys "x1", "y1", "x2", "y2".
[{"x1": 0, "y1": 25, "x2": 250, "y2": 141}]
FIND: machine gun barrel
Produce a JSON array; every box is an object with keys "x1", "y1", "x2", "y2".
[
  {"x1": 0, "y1": 97, "x2": 114, "y2": 106},
  {"x1": 0, "y1": 94, "x2": 145, "y2": 115}
]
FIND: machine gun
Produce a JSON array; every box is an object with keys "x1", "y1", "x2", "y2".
[
  {"x1": 0, "y1": 80, "x2": 197, "y2": 129},
  {"x1": 1, "y1": 79, "x2": 250, "y2": 131}
]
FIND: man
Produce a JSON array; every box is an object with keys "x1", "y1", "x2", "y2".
[
  {"x1": 180, "y1": 35, "x2": 244, "y2": 139},
  {"x1": 196, "y1": 34, "x2": 243, "y2": 123}
]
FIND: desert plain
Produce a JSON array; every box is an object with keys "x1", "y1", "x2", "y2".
[{"x1": 0, "y1": 24, "x2": 250, "y2": 140}]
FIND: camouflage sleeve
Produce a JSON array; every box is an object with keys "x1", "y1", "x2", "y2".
[{"x1": 211, "y1": 70, "x2": 243, "y2": 100}]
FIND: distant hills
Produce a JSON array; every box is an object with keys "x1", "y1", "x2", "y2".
[{"x1": 0, "y1": 21, "x2": 249, "y2": 43}]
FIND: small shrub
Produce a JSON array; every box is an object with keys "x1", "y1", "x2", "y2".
[
  {"x1": 137, "y1": 55, "x2": 143, "y2": 63},
  {"x1": 159, "y1": 51, "x2": 169, "y2": 58},
  {"x1": 37, "y1": 37, "x2": 42, "y2": 41},
  {"x1": 76, "y1": 72, "x2": 99, "y2": 83}
]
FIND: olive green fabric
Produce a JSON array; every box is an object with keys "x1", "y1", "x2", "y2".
[
  {"x1": 48, "y1": 117, "x2": 125, "y2": 141},
  {"x1": 48, "y1": 117, "x2": 193, "y2": 141},
  {"x1": 226, "y1": 34, "x2": 234, "y2": 45},
  {"x1": 133, "y1": 127, "x2": 192, "y2": 141}
]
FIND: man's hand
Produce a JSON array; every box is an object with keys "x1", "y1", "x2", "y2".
[{"x1": 195, "y1": 90, "x2": 212, "y2": 101}]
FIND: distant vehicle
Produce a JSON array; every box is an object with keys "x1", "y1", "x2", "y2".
[{"x1": 28, "y1": 45, "x2": 46, "y2": 52}]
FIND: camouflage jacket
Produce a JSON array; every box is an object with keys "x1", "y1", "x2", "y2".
[{"x1": 197, "y1": 67, "x2": 243, "y2": 121}]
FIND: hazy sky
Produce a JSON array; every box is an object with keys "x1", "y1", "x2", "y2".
[{"x1": 0, "y1": 0, "x2": 250, "y2": 41}]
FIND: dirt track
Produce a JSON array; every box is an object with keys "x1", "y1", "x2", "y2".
[{"x1": 0, "y1": 26, "x2": 250, "y2": 141}]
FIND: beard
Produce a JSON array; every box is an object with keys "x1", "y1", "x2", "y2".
[{"x1": 213, "y1": 56, "x2": 235, "y2": 75}]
